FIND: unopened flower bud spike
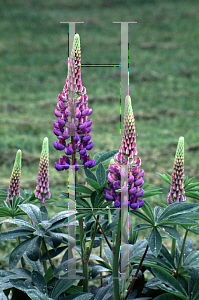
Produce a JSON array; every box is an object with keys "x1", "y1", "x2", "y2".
[
  {"x1": 6, "y1": 150, "x2": 22, "y2": 204},
  {"x1": 35, "y1": 137, "x2": 51, "y2": 205},
  {"x1": 167, "y1": 136, "x2": 185, "y2": 204}
]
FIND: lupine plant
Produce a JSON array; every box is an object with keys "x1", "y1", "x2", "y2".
[{"x1": 1, "y1": 34, "x2": 199, "y2": 300}]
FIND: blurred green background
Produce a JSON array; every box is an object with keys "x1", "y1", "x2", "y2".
[
  {"x1": 1, "y1": 0, "x2": 199, "y2": 224},
  {"x1": 1, "y1": 0, "x2": 199, "y2": 198}
]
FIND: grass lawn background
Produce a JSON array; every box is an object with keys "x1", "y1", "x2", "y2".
[{"x1": 1, "y1": 0, "x2": 199, "y2": 268}]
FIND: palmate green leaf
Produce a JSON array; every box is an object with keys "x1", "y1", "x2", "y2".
[
  {"x1": 133, "y1": 254, "x2": 172, "y2": 272},
  {"x1": 149, "y1": 227, "x2": 162, "y2": 257},
  {"x1": 93, "y1": 151, "x2": 106, "y2": 163},
  {"x1": 164, "y1": 172, "x2": 172, "y2": 181},
  {"x1": 76, "y1": 197, "x2": 91, "y2": 209},
  {"x1": 48, "y1": 231, "x2": 63, "y2": 249},
  {"x1": 91, "y1": 191, "x2": 97, "y2": 208},
  {"x1": 40, "y1": 246, "x2": 67, "y2": 261},
  {"x1": 186, "y1": 186, "x2": 199, "y2": 192},
  {"x1": 159, "y1": 217, "x2": 198, "y2": 226},
  {"x1": 179, "y1": 212, "x2": 199, "y2": 220},
  {"x1": 156, "y1": 173, "x2": 171, "y2": 185},
  {"x1": 185, "y1": 191, "x2": 199, "y2": 200},
  {"x1": 26, "y1": 289, "x2": 53, "y2": 300},
  {"x1": 90, "y1": 191, "x2": 106, "y2": 208},
  {"x1": 185, "y1": 182, "x2": 199, "y2": 191},
  {"x1": 154, "y1": 206, "x2": 165, "y2": 222},
  {"x1": 23, "y1": 253, "x2": 44, "y2": 275},
  {"x1": 19, "y1": 204, "x2": 42, "y2": 226},
  {"x1": 153, "y1": 294, "x2": 183, "y2": 300},
  {"x1": 0, "y1": 206, "x2": 13, "y2": 217},
  {"x1": 187, "y1": 225, "x2": 199, "y2": 235},
  {"x1": 142, "y1": 183, "x2": 150, "y2": 189},
  {"x1": 142, "y1": 188, "x2": 162, "y2": 199},
  {"x1": 9, "y1": 278, "x2": 33, "y2": 291},
  {"x1": 96, "y1": 163, "x2": 106, "y2": 186},
  {"x1": 44, "y1": 266, "x2": 54, "y2": 283},
  {"x1": 133, "y1": 224, "x2": 153, "y2": 232},
  {"x1": 40, "y1": 206, "x2": 48, "y2": 221},
  {"x1": 84, "y1": 166, "x2": 97, "y2": 182},
  {"x1": 26, "y1": 236, "x2": 41, "y2": 261},
  {"x1": 160, "y1": 244, "x2": 175, "y2": 269},
  {"x1": 9, "y1": 237, "x2": 35, "y2": 269},
  {"x1": 158, "y1": 202, "x2": 199, "y2": 222},
  {"x1": 0, "y1": 226, "x2": 34, "y2": 242},
  {"x1": 192, "y1": 274, "x2": 199, "y2": 300},
  {"x1": 85, "y1": 178, "x2": 101, "y2": 191},
  {"x1": 159, "y1": 225, "x2": 180, "y2": 239},
  {"x1": 130, "y1": 210, "x2": 154, "y2": 224},
  {"x1": 74, "y1": 210, "x2": 93, "y2": 220},
  {"x1": 91, "y1": 264, "x2": 112, "y2": 279},
  {"x1": 47, "y1": 211, "x2": 70, "y2": 226},
  {"x1": 184, "y1": 177, "x2": 194, "y2": 188},
  {"x1": 76, "y1": 184, "x2": 93, "y2": 194},
  {"x1": 151, "y1": 267, "x2": 188, "y2": 299},
  {"x1": 0, "y1": 218, "x2": 35, "y2": 230},
  {"x1": 61, "y1": 293, "x2": 94, "y2": 300},
  {"x1": 94, "y1": 150, "x2": 118, "y2": 165},
  {"x1": 31, "y1": 270, "x2": 47, "y2": 294},
  {"x1": 141, "y1": 200, "x2": 155, "y2": 223},
  {"x1": 177, "y1": 238, "x2": 193, "y2": 261},
  {"x1": 51, "y1": 278, "x2": 76, "y2": 299},
  {"x1": 183, "y1": 250, "x2": 199, "y2": 267},
  {"x1": 10, "y1": 195, "x2": 21, "y2": 210},
  {"x1": 10, "y1": 278, "x2": 52, "y2": 300},
  {"x1": 0, "y1": 188, "x2": 8, "y2": 193}
]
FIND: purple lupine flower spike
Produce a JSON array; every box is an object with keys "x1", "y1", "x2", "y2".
[
  {"x1": 35, "y1": 137, "x2": 51, "y2": 205},
  {"x1": 54, "y1": 33, "x2": 95, "y2": 170},
  {"x1": 6, "y1": 150, "x2": 22, "y2": 203},
  {"x1": 167, "y1": 136, "x2": 185, "y2": 204},
  {"x1": 104, "y1": 95, "x2": 144, "y2": 209}
]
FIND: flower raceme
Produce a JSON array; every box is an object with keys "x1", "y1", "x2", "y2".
[
  {"x1": 6, "y1": 150, "x2": 22, "y2": 203},
  {"x1": 167, "y1": 136, "x2": 186, "y2": 204},
  {"x1": 103, "y1": 95, "x2": 145, "y2": 209},
  {"x1": 53, "y1": 33, "x2": 95, "y2": 171},
  {"x1": 35, "y1": 137, "x2": 51, "y2": 205}
]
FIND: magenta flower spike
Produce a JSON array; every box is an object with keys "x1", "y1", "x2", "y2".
[
  {"x1": 167, "y1": 136, "x2": 185, "y2": 204},
  {"x1": 53, "y1": 33, "x2": 95, "y2": 170},
  {"x1": 104, "y1": 95, "x2": 145, "y2": 209},
  {"x1": 35, "y1": 137, "x2": 51, "y2": 205},
  {"x1": 6, "y1": 150, "x2": 22, "y2": 203}
]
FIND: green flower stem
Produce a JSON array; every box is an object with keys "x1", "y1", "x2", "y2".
[
  {"x1": 79, "y1": 218, "x2": 85, "y2": 264},
  {"x1": 41, "y1": 241, "x2": 47, "y2": 273},
  {"x1": 83, "y1": 259, "x2": 88, "y2": 292},
  {"x1": 17, "y1": 236, "x2": 26, "y2": 268},
  {"x1": 175, "y1": 228, "x2": 188, "y2": 277},
  {"x1": 100, "y1": 240, "x2": 103, "y2": 287},
  {"x1": 125, "y1": 244, "x2": 149, "y2": 300},
  {"x1": 113, "y1": 210, "x2": 121, "y2": 300},
  {"x1": 14, "y1": 223, "x2": 26, "y2": 268},
  {"x1": 171, "y1": 224, "x2": 177, "y2": 260},
  {"x1": 42, "y1": 237, "x2": 54, "y2": 270},
  {"x1": 78, "y1": 217, "x2": 88, "y2": 292},
  {"x1": 94, "y1": 215, "x2": 114, "y2": 254},
  {"x1": 84, "y1": 215, "x2": 99, "y2": 263}
]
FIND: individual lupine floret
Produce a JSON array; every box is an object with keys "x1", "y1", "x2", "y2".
[
  {"x1": 35, "y1": 137, "x2": 51, "y2": 205},
  {"x1": 167, "y1": 136, "x2": 185, "y2": 204},
  {"x1": 6, "y1": 150, "x2": 22, "y2": 203},
  {"x1": 103, "y1": 95, "x2": 145, "y2": 209},
  {"x1": 53, "y1": 33, "x2": 95, "y2": 170}
]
